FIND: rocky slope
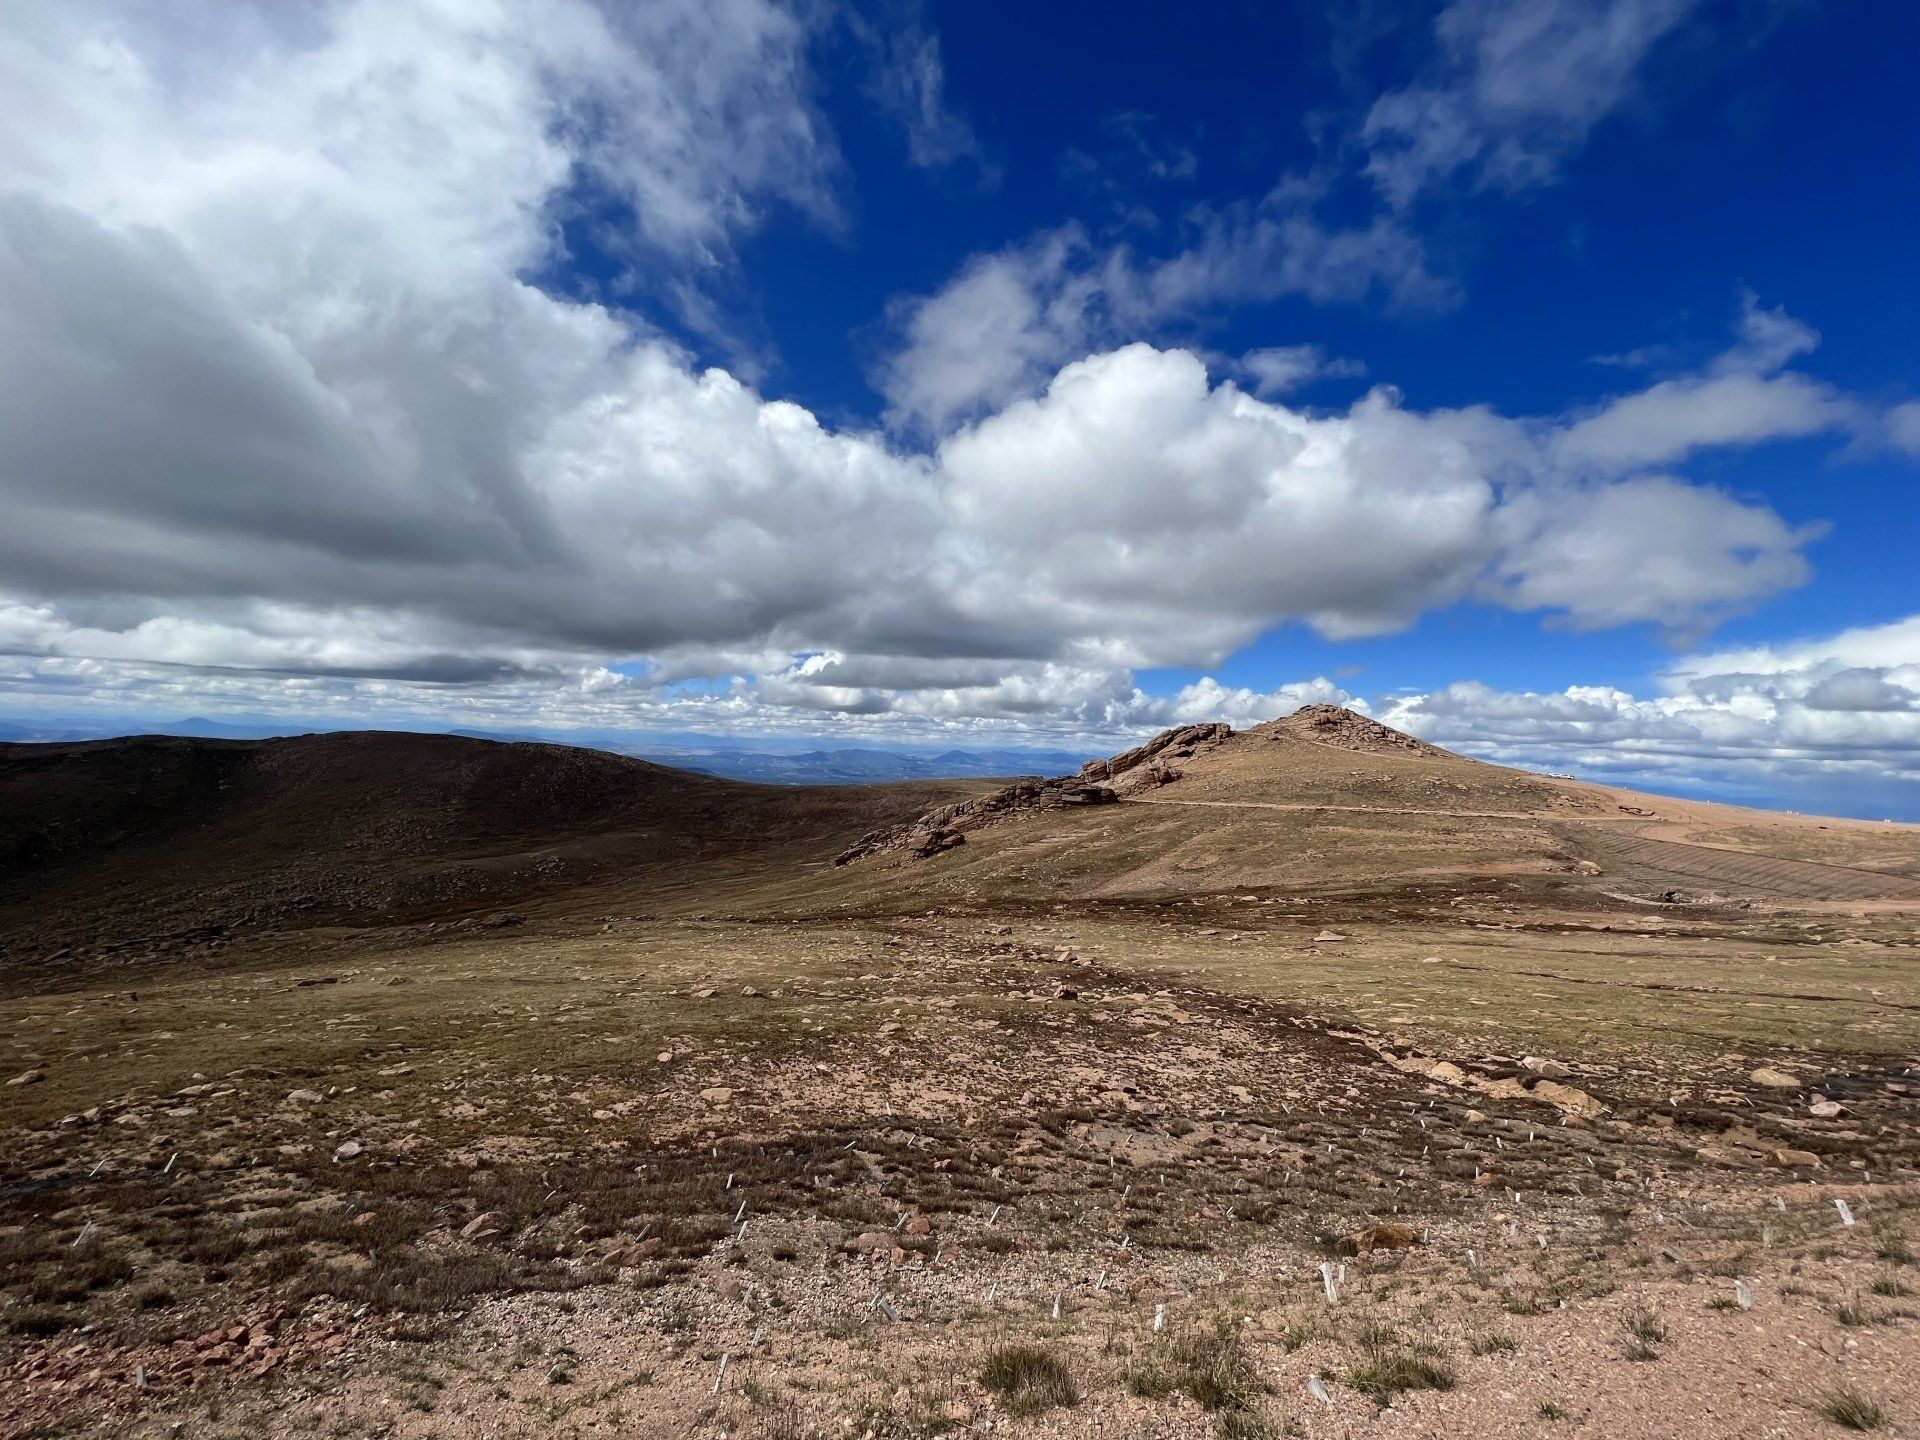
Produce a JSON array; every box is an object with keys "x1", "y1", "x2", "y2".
[{"x1": 833, "y1": 722, "x2": 1232, "y2": 864}]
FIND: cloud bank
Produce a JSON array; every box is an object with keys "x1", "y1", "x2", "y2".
[{"x1": 0, "y1": 0, "x2": 1913, "y2": 810}]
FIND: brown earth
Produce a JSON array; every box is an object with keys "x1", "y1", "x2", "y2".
[{"x1": 1, "y1": 709, "x2": 1916, "y2": 1440}]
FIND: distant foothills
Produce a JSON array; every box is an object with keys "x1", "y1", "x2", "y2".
[{"x1": 0, "y1": 713, "x2": 1090, "y2": 787}]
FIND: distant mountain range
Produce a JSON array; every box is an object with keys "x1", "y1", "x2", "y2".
[
  {"x1": 0, "y1": 714, "x2": 1087, "y2": 785},
  {"x1": 0, "y1": 714, "x2": 281, "y2": 743},
  {"x1": 658, "y1": 746, "x2": 1086, "y2": 785}
]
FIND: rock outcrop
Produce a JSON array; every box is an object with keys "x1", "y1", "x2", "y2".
[
  {"x1": 834, "y1": 722, "x2": 1232, "y2": 865},
  {"x1": 1079, "y1": 721, "x2": 1232, "y2": 795},
  {"x1": 1270, "y1": 703, "x2": 1449, "y2": 757}
]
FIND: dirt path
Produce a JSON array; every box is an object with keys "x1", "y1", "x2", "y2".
[{"x1": 1128, "y1": 797, "x2": 1552, "y2": 821}]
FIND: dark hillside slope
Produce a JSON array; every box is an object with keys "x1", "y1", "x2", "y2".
[{"x1": 0, "y1": 731, "x2": 978, "y2": 976}]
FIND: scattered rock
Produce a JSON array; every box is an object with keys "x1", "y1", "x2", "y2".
[
  {"x1": 461, "y1": 1212, "x2": 505, "y2": 1239},
  {"x1": 1312, "y1": 931, "x2": 1347, "y2": 944},
  {"x1": 1749, "y1": 1067, "x2": 1802, "y2": 1090},
  {"x1": 698, "y1": 1087, "x2": 734, "y2": 1105},
  {"x1": 331, "y1": 1140, "x2": 363, "y2": 1163},
  {"x1": 285, "y1": 1088, "x2": 324, "y2": 1104},
  {"x1": 1521, "y1": 1055, "x2": 1572, "y2": 1079},
  {"x1": 7, "y1": 1068, "x2": 45, "y2": 1087},
  {"x1": 1771, "y1": 1148, "x2": 1821, "y2": 1169},
  {"x1": 1809, "y1": 1100, "x2": 1846, "y2": 1119},
  {"x1": 1530, "y1": 1080, "x2": 1604, "y2": 1118}
]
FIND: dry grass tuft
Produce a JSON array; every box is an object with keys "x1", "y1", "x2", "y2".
[
  {"x1": 1817, "y1": 1383, "x2": 1886, "y2": 1431},
  {"x1": 979, "y1": 1344, "x2": 1075, "y2": 1418},
  {"x1": 1346, "y1": 1328, "x2": 1457, "y2": 1405}
]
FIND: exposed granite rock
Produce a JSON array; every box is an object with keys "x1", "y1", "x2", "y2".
[{"x1": 834, "y1": 722, "x2": 1232, "y2": 865}]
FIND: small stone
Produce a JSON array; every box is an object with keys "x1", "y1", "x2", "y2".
[
  {"x1": 1771, "y1": 1148, "x2": 1821, "y2": 1169},
  {"x1": 1312, "y1": 931, "x2": 1347, "y2": 944},
  {"x1": 285, "y1": 1088, "x2": 324, "y2": 1104},
  {"x1": 331, "y1": 1140, "x2": 363, "y2": 1162},
  {"x1": 699, "y1": 1086, "x2": 734, "y2": 1104},
  {"x1": 7, "y1": 1068, "x2": 45, "y2": 1087},
  {"x1": 1809, "y1": 1100, "x2": 1845, "y2": 1119},
  {"x1": 1749, "y1": 1067, "x2": 1802, "y2": 1090},
  {"x1": 903, "y1": 1216, "x2": 932, "y2": 1237},
  {"x1": 612, "y1": 1237, "x2": 663, "y2": 1266},
  {"x1": 461, "y1": 1211, "x2": 505, "y2": 1239},
  {"x1": 1338, "y1": 1223, "x2": 1420, "y2": 1255},
  {"x1": 1521, "y1": 1056, "x2": 1572, "y2": 1079}
]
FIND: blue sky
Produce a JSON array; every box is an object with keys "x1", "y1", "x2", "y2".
[{"x1": 0, "y1": 1, "x2": 1917, "y2": 816}]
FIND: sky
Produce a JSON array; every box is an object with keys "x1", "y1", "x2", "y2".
[{"x1": 0, "y1": 0, "x2": 1918, "y2": 816}]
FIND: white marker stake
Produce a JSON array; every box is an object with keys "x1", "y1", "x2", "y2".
[
  {"x1": 1320, "y1": 1261, "x2": 1338, "y2": 1304},
  {"x1": 1052, "y1": 1293, "x2": 1063, "y2": 1320},
  {"x1": 1834, "y1": 1198, "x2": 1856, "y2": 1227},
  {"x1": 1308, "y1": 1376, "x2": 1333, "y2": 1405},
  {"x1": 712, "y1": 1354, "x2": 729, "y2": 1395},
  {"x1": 1153, "y1": 1303, "x2": 1166, "y2": 1333}
]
